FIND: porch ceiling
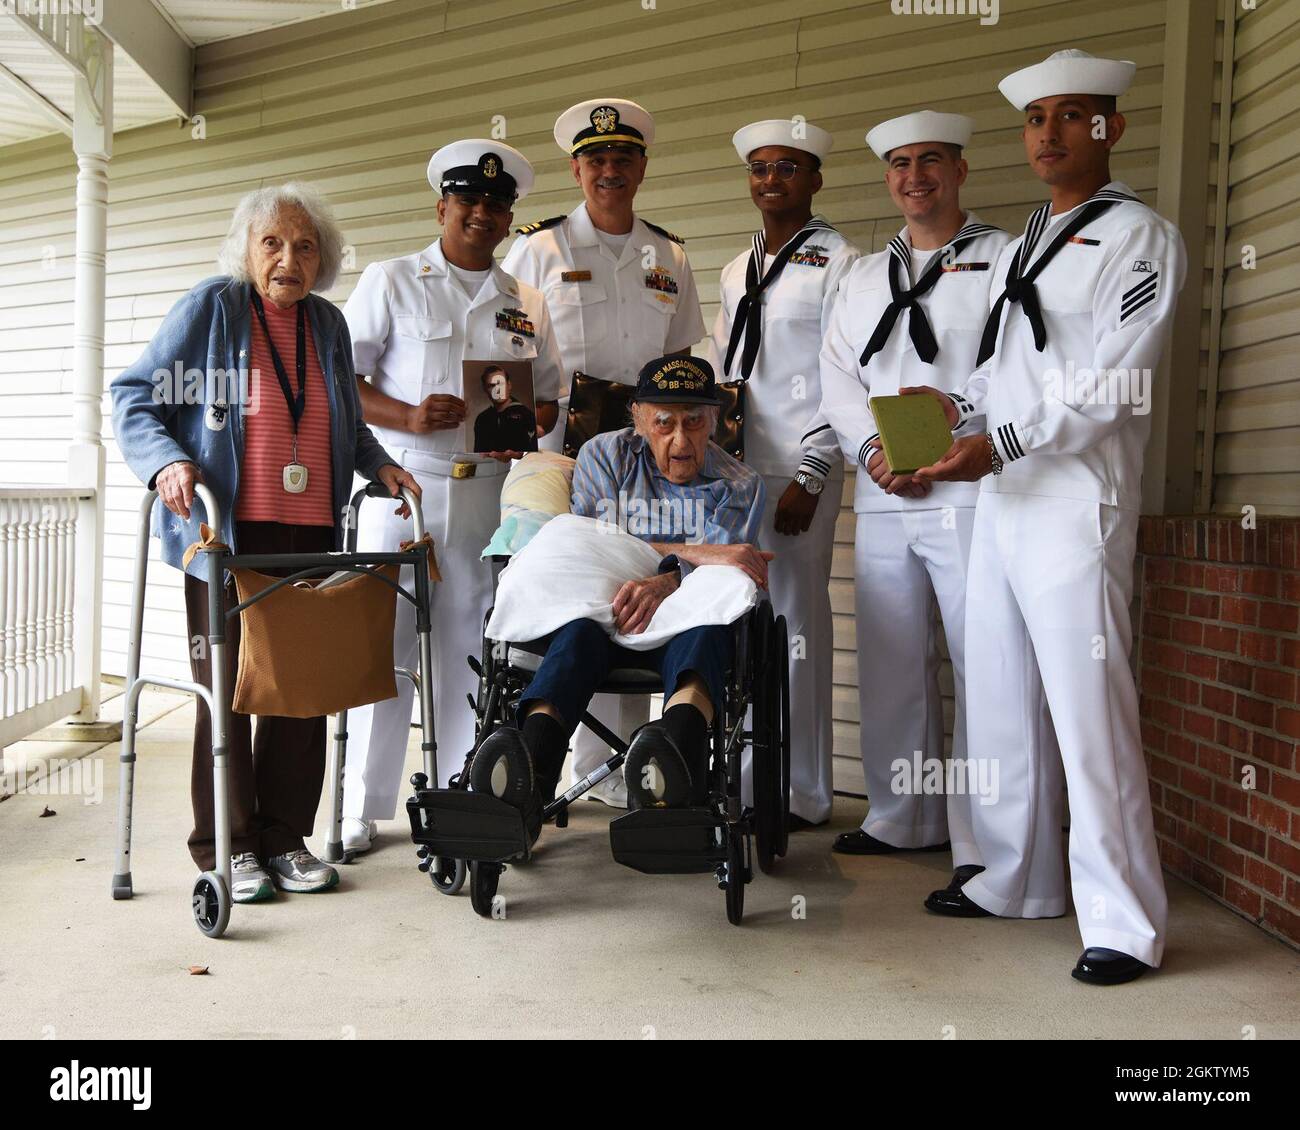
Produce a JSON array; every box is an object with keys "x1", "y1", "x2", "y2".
[{"x1": 0, "y1": 0, "x2": 397, "y2": 147}]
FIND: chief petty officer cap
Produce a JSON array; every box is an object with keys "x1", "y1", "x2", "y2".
[
  {"x1": 998, "y1": 48, "x2": 1136, "y2": 111},
  {"x1": 554, "y1": 97, "x2": 655, "y2": 157},
  {"x1": 732, "y1": 118, "x2": 834, "y2": 165},
  {"x1": 426, "y1": 138, "x2": 534, "y2": 202},
  {"x1": 865, "y1": 110, "x2": 974, "y2": 161},
  {"x1": 632, "y1": 355, "x2": 722, "y2": 406}
]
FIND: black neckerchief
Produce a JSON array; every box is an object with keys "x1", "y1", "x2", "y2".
[
  {"x1": 250, "y1": 291, "x2": 307, "y2": 431},
  {"x1": 723, "y1": 217, "x2": 834, "y2": 379},
  {"x1": 976, "y1": 187, "x2": 1139, "y2": 365},
  {"x1": 858, "y1": 217, "x2": 1001, "y2": 369}
]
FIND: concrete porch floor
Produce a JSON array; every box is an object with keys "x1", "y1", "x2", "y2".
[{"x1": 1, "y1": 693, "x2": 1296, "y2": 1040}]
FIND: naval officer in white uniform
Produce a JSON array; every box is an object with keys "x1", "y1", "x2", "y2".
[
  {"x1": 913, "y1": 51, "x2": 1186, "y2": 986},
  {"x1": 707, "y1": 118, "x2": 858, "y2": 826},
  {"x1": 339, "y1": 140, "x2": 564, "y2": 853},
  {"x1": 819, "y1": 112, "x2": 1009, "y2": 871},
  {"x1": 503, "y1": 97, "x2": 706, "y2": 806}
]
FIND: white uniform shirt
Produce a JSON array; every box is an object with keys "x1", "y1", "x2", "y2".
[
  {"x1": 502, "y1": 202, "x2": 706, "y2": 394},
  {"x1": 955, "y1": 182, "x2": 1187, "y2": 510},
  {"x1": 343, "y1": 239, "x2": 564, "y2": 456},
  {"x1": 819, "y1": 212, "x2": 1010, "y2": 513},
  {"x1": 706, "y1": 219, "x2": 859, "y2": 479}
]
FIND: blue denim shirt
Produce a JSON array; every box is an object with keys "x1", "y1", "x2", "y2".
[
  {"x1": 110, "y1": 276, "x2": 397, "y2": 578},
  {"x1": 570, "y1": 428, "x2": 766, "y2": 546}
]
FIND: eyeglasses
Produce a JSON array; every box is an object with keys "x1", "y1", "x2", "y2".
[
  {"x1": 648, "y1": 412, "x2": 711, "y2": 436},
  {"x1": 448, "y1": 192, "x2": 513, "y2": 215},
  {"x1": 746, "y1": 160, "x2": 811, "y2": 180}
]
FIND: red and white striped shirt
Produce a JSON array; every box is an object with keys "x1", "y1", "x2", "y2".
[{"x1": 236, "y1": 297, "x2": 335, "y2": 526}]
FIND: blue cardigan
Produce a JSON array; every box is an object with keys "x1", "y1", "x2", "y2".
[{"x1": 111, "y1": 276, "x2": 397, "y2": 578}]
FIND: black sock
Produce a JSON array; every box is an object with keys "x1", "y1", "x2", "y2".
[
  {"x1": 522, "y1": 712, "x2": 568, "y2": 790},
  {"x1": 660, "y1": 703, "x2": 710, "y2": 800}
]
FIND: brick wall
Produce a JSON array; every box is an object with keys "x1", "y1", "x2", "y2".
[{"x1": 1137, "y1": 516, "x2": 1299, "y2": 949}]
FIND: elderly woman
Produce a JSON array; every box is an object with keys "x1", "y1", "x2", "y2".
[
  {"x1": 468, "y1": 356, "x2": 770, "y2": 840},
  {"x1": 111, "y1": 183, "x2": 419, "y2": 903}
]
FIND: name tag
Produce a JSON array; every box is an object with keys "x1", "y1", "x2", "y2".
[{"x1": 561, "y1": 269, "x2": 592, "y2": 282}]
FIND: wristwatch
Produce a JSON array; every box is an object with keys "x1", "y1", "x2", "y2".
[
  {"x1": 794, "y1": 470, "x2": 825, "y2": 496},
  {"x1": 986, "y1": 434, "x2": 1004, "y2": 476}
]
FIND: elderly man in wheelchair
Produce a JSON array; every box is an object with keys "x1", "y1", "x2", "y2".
[{"x1": 467, "y1": 356, "x2": 771, "y2": 842}]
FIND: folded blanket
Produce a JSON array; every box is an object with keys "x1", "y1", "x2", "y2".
[
  {"x1": 481, "y1": 451, "x2": 576, "y2": 558},
  {"x1": 485, "y1": 513, "x2": 758, "y2": 651}
]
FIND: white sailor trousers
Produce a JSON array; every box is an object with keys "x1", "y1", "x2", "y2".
[
  {"x1": 739, "y1": 468, "x2": 842, "y2": 824},
  {"x1": 960, "y1": 491, "x2": 1167, "y2": 966},
  {"x1": 342, "y1": 452, "x2": 505, "y2": 819},
  {"x1": 853, "y1": 504, "x2": 976, "y2": 857}
]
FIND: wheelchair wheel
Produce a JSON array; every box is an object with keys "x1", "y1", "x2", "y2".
[
  {"x1": 469, "y1": 861, "x2": 502, "y2": 918},
  {"x1": 751, "y1": 605, "x2": 781, "y2": 874},
  {"x1": 774, "y1": 615, "x2": 792, "y2": 860},
  {"x1": 429, "y1": 855, "x2": 467, "y2": 896},
  {"x1": 724, "y1": 828, "x2": 747, "y2": 926}
]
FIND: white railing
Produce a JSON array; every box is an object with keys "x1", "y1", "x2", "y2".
[
  {"x1": 0, "y1": 486, "x2": 95, "y2": 747},
  {"x1": 7, "y1": 4, "x2": 90, "y2": 81}
]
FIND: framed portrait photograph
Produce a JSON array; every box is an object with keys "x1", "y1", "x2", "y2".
[{"x1": 462, "y1": 358, "x2": 538, "y2": 456}]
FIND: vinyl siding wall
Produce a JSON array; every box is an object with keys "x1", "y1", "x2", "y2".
[
  {"x1": 0, "y1": 0, "x2": 1176, "y2": 793},
  {"x1": 1200, "y1": 0, "x2": 1300, "y2": 517}
]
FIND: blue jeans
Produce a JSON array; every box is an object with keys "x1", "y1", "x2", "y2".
[{"x1": 517, "y1": 618, "x2": 729, "y2": 734}]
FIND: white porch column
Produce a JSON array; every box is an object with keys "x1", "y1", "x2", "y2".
[{"x1": 68, "y1": 26, "x2": 112, "y2": 724}]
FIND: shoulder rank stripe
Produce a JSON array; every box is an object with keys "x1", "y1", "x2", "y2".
[
  {"x1": 642, "y1": 219, "x2": 685, "y2": 245},
  {"x1": 515, "y1": 215, "x2": 566, "y2": 236}
]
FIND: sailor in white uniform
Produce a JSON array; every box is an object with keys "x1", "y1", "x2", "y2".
[
  {"x1": 706, "y1": 118, "x2": 858, "y2": 825},
  {"x1": 339, "y1": 141, "x2": 564, "y2": 853},
  {"x1": 818, "y1": 112, "x2": 1009, "y2": 870},
  {"x1": 913, "y1": 51, "x2": 1186, "y2": 986},
  {"x1": 503, "y1": 98, "x2": 705, "y2": 806}
]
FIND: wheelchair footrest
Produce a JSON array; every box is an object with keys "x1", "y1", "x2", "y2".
[
  {"x1": 407, "y1": 789, "x2": 529, "y2": 863},
  {"x1": 609, "y1": 807, "x2": 727, "y2": 875}
]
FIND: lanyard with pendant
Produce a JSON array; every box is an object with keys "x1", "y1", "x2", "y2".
[{"x1": 251, "y1": 291, "x2": 310, "y2": 493}]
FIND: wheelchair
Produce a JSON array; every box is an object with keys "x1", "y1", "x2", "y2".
[
  {"x1": 404, "y1": 372, "x2": 791, "y2": 924},
  {"x1": 407, "y1": 593, "x2": 790, "y2": 924}
]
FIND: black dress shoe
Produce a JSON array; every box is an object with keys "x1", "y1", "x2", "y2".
[
  {"x1": 923, "y1": 886, "x2": 992, "y2": 917},
  {"x1": 467, "y1": 728, "x2": 541, "y2": 844},
  {"x1": 625, "y1": 722, "x2": 697, "y2": 809},
  {"x1": 832, "y1": 829, "x2": 951, "y2": 855},
  {"x1": 1071, "y1": 948, "x2": 1151, "y2": 986},
  {"x1": 944, "y1": 863, "x2": 985, "y2": 890},
  {"x1": 832, "y1": 829, "x2": 896, "y2": 854}
]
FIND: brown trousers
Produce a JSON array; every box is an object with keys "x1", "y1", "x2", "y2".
[{"x1": 183, "y1": 521, "x2": 333, "y2": 870}]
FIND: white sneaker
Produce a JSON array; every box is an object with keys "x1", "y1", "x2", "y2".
[
  {"x1": 267, "y1": 848, "x2": 339, "y2": 893},
  {"x1": 229, "y1": 852, "x2": 274, "y2": 903},
  {"x1": 585, "y1": 771, "x2": 628, "y2": 809},
  {"x1": 342, "y1": 817, "x2": 378, "y2": 854}
]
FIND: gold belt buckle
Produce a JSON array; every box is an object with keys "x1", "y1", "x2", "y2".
[{"x1": 451, "y1": 461, "x2": 476, "y2": 480}]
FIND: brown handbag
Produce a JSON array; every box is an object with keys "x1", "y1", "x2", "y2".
[
  {"x1": 183, "y1": 526, "x2": 439, "y2": 719},
  {"x1": 229, "y1": 564, "x2": 401, "y2": 719},
  {"x1": 561, "y1": 371, "x2": 747, "y2": 460}
]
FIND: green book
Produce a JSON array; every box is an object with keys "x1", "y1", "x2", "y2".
[{"x1": 869, "y1": 394, "x2": 954, "y2": 476}]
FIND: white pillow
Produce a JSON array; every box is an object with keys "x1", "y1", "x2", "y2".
[{"x1": 485, "y1": 513, "x2": 757, "y2": 651}]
